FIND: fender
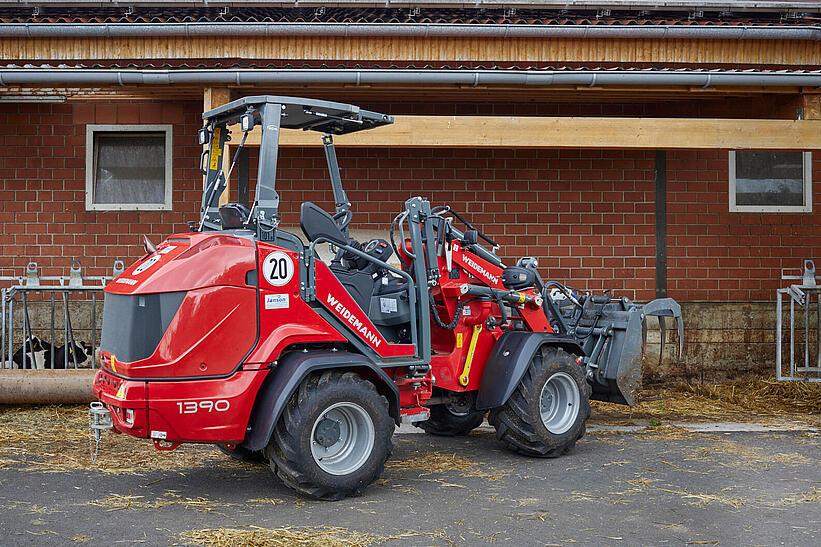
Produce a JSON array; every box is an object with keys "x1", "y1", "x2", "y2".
[
  {"x1": 475, "y1": 332, "x2": 584, "y2": 411},
  {"x1": 242, "y1": 350, "x2": 400, "y2": 452}
]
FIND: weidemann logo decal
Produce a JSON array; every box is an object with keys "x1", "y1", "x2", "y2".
[
  {"x1": 326, "y1": 293, "x2": 382, "y2": 348},
  {"x1": 461, "y1": 255, "x2": 500, "y2": 285}
]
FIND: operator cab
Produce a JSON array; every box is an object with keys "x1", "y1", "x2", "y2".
[
  {"x1": 299, "y1": 201, "x2": 412, "y2": 342},
  {"x1": 198, "y1": 96, "x2": 413, "y2": 342}
]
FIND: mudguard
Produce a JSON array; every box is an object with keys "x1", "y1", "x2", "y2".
[
  {"x1": 475, "y1": 332, "x2": 583, "y2": 411},
  {"x1": 242, "y1": 350, "x2": 400, "y2": 452}
]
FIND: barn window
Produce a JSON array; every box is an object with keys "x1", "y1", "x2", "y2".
[
  {"x1": 729, "y1": 151, "x2": 812, "y2": 213},
  {"x1": 85, "y1": 125, "x2": 173, "y2": 211}
]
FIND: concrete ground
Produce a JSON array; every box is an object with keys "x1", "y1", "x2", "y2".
[{"x1": 0, "y1": 422, "x2": 819, "y2": 547}]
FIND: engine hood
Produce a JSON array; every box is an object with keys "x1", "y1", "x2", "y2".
[{"x1": 106, "y1": 232, "x2": 257, "y2": 295}]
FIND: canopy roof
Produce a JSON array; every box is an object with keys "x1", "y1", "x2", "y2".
[{"x1": 203, "y1": 95, "x2": 393, "y2": 135}]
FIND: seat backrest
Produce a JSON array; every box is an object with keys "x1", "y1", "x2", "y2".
[{"x1": 300, "y1": 201, "x2": 347, "y2": 246}]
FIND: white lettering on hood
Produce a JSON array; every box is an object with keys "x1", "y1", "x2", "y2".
[{"x1": 326, "y1": 293, "x2": 382, "y2": 348}]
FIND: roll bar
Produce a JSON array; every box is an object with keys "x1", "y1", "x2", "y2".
[{"x1": 198, "y1": 95, "x2": 393, "y2": 240}]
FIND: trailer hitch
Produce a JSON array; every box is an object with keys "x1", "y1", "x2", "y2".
[{"x1": 88, "y1": 401, "x2": 112, "y2": 463}]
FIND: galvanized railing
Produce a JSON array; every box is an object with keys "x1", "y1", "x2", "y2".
[
  {"x1": 1, "y1": 260, "x2": 123, "y2": 370},
  {"x1": 776, "y1": 259, "x2": 821, "y2": 383}
]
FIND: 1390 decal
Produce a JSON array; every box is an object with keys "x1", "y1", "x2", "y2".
[{"x1": 177, "y1": 400, "x2": 230, "y2": 414}]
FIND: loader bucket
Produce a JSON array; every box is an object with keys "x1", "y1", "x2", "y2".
[{"x1": 577, "y1": 297, "x2": 683, "y2": 406}]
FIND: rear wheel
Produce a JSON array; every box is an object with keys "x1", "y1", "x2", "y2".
[
  {"x1": 417, "y1": 392, "x2": 485, "y2": 436},
  {"x1": 265, "y1": 370, "x2": 394, "y2": 500},
  {"x1": 489, "y1": 346, "x2": 590, "y2": 458}
]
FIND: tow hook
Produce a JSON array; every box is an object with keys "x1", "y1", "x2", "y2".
[
  {"x1": 153, "y1": 439, "x2": 182, "y2": 451},
  {"x1": 89, "y1": 402, "x2": 113, "y2": 462}
]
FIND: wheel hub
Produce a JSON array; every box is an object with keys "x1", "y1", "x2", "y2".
[
  {"x1": 539, "y1": 371, "x2": 581, "y2": 435},
  {"x1": 314, "y1": 418, "x2": 341, "y2": 447},
  {"x1": 310, "y1": 402, "x2": 375, "y2": 476}
]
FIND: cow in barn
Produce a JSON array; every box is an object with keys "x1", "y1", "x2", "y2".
[
  {"x1": 10, "y1": 337, "x2": 52, "y2": 369},
  {"x1": 52, "y1": 341, "x2": 94, "y2": 369}
]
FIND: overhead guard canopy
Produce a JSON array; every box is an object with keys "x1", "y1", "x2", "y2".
[
  {"x1": 202, "y1": 95, "x2": 394, "y2": 135},
  {"x1": 199, "y1": 95, "x2": 393, "y2": 240}
]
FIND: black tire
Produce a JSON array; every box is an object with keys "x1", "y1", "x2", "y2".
[
  {"x1": 217, "y1": 444, "x2": 268, "y2": 464},
  {"x1": 417, "y1": 396, "x2": 485, "y2": 437},
  {"x1": 488, "y1": 346, "x2": 590, "y2": 458},
  {"x1": 265, "y1": 370, "x2": 394, "y2": 500}
]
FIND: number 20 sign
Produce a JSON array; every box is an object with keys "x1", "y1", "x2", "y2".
[{"x1": 262, "y1": 251, "x2": 294, "y2": 287}]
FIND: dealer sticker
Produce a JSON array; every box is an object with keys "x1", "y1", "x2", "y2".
[{"x1": 265, "y1": 293, "x2": 290, "y2": 310}]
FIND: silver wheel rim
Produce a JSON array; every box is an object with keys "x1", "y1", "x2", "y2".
[
  {"x1": 310, "y1": 402, "x2": 375, "y2": 476},
  {"x1": 539, "y1": 372, "x2": 581, "y2": 435}
]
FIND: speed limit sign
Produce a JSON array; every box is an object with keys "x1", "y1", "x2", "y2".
[{"x1": 262, "y1": 251, "x2": 294, "y2": 287}]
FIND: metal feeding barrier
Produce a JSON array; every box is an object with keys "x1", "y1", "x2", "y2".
[
  {"x1": 1, "y1": 259, "x2": 123, "y2": 371},
  {"x1": 776, "y1": 259, "x2": 821, "y2": 383}
]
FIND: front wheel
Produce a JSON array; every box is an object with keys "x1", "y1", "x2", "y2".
[
  {"x1": 489, "y1": 346, "x2": 590, "y2": 458},
  {"x1": 265, "y1": 371, "x2": 394, "y2": 500}
]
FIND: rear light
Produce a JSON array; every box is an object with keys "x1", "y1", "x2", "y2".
[{"x1": 125, "y1": 408, "x2": 135, "y2": 425}]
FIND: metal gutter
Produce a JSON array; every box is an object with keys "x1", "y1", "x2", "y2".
[
  {"x1": 1, "y1": 68, "x2": 820, "y2": 88},
  {"x1": 1, "y1": 1, "x2": 819, "y2": 10},
  {"x1": 0, "y1": 23, "x2": 819, "y2": 40}
]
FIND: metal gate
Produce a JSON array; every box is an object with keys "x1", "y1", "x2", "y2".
[
  {"x1": 1, "y1": 260, "x2": 122, "y2": 370},
  {"x1": 776, "y1": 259, "x2": 821, "y2": 383}
]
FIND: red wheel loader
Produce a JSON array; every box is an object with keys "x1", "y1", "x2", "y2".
[{"x1": 92, "y1": 96, "x2": 683, "y2": 499}]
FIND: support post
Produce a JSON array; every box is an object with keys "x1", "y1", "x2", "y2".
[
  {"x1": 203, "y1": 87, "x2": 232, "y2": 205},
  {"x1": 654, "y1": 151, "x2": 668, "y2": 299}
]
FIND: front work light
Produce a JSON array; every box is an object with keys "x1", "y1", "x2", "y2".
[{"x1": 198, "y1": 127, "x2": 211, "y2": 145}]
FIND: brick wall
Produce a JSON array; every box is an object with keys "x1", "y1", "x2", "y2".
[
  {"x1": 262, "y1": 147, "x2": 659, "y2": 300},
  {"x1": 1, "y1": 100, "x2": 818, "y2": 303},
  {"x1": 667, "y1": 150, "x2": 821, "y2": 302},
  {"x1": 0, "y1": 101, "x2": 202, "y2": 279}
]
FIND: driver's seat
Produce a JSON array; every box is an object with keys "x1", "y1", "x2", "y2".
[
  {"x1": 300, "y1": 201, "x2": 349, "y2": 248},
  {"x1": 299, "y1": 201, "x2": 375, "y2": 311}
]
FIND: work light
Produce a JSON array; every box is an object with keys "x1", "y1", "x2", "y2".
[
  {"x1": 240, "y1": 113, "x2": 256, "y2": 132},
  {"x1": 197, "y1": 127, "x2": 211, "y2": 145}
]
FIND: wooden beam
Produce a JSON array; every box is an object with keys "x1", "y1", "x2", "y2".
[
  {"x1": 203, "y1": 88, "x2": 232, "y2": 204},
  {"x1": 238, "y1": 116, "x2": 821, "y2": 150}
]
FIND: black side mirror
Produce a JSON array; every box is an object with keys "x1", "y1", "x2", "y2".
[{"x1": 300, "y1": 202, "x2": 348, "y2": 246}]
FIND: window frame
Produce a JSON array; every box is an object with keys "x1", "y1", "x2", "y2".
[
  {"x1": 85, "y1": 124, "x2": 173, "y2": 211},
  {"x1": 728, "y1": 150, "x2": 813, "y2": 213}
]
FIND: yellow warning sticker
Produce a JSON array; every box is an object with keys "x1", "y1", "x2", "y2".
[
  {"x1": 110, "y1": 354, "x2": 117, "y2": 373},
  {"x1": 456, "y1": 332, "x2": 463, "y2": 349},
  {"x1": 209, "y1": 127, "x2": 223, "y2": 171},
  {"x1": 115, "y1": 384, "x2": 126, "y2": 399}
]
